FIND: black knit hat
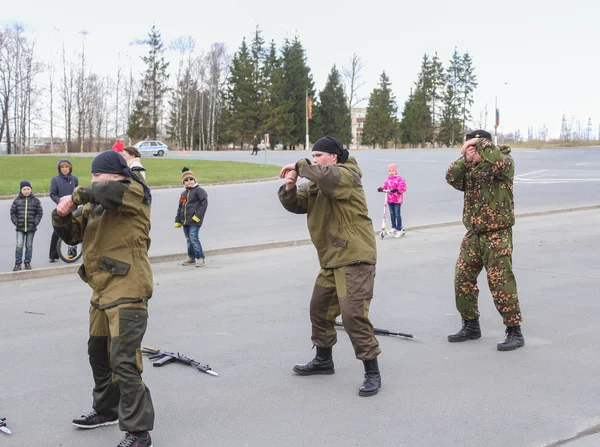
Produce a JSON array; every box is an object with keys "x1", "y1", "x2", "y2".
[
  {"x1": 20, "y1": 180, "x2": 32, "y2": 189},
  {"x1": 311, "y1": 136, "x2": 349, "y2": 163},
  {"x1": 466, "y1": 130, "x2": 492, "y2": 140}
]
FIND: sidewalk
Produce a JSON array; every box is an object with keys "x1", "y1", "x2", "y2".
[{"x1": 1, "y1": 209, "x2": 600, "y2": 446}]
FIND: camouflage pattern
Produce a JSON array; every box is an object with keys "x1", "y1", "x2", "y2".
[
  {"x1": 447, "y1": 140, "x2": 522, "y2": 327},
  {"x1": 309, "y1": 264, "x2": 380, "y2": 361},
  {"x1": 446, "y1": 140, "x2": 515, "y2": 233},
  {"x1": 455, "y1": 228, "x2": 522, "y2": 326},
  {"x1": 278, "y1": 156, "x2": 377, "y2": 269}
]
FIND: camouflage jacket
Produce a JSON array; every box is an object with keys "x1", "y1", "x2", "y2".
[
  {"x1": 446, "y1": 140, "x2": 515, "y2": 233},
  {"x1": 278, "y1": 156, "x2": 377, "y2": 269},
  {"x1": 52, "y1": 179, "x2": 153, "y2": 309}
]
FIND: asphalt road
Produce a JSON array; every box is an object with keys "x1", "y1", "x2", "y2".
[
  {"x1": 1, "y1": 147, "x2": 599, "y2": 272},
  {"x1": 1, "y1": 210, "x2": 600, "y2": 446}
]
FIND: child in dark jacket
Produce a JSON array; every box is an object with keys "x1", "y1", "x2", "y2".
[
  {"x1": 10, "y1": 181, "x2": 43, "y2": 270},
  {"x1": 174, "y1": 167, "x2": 208, "y2": 267},
  {"x1": 49, "y1": 158, "x2": 78, "y2": 261}
]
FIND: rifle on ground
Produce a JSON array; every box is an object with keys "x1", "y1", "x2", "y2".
[
  {"x1": 0, "y1": 417, "x2": 11, "y2": 434},
  {"x1": 335, "y1": 321, "x2": 414, "y2": 339},
  {"x1": 142, "y1": 346, "x2": 219, "y2": 377}
]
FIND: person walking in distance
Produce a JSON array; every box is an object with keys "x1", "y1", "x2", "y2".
[
  {"x1": 377, "y1": 163, "x2": 407, "y2": 237},
  {"x1": 446, "y1": 130, "x2": 524, "y2": 351},
  {"x1": 278, "y1": 135, "x2": 382, "y2": 397},
  {"x1": 251, "y1": 135, "x2": 259, "y2": 155}
]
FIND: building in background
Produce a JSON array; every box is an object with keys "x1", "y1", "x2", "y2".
[{"x1": 350, "y1": 108, "x2": 367, "y2": 148}]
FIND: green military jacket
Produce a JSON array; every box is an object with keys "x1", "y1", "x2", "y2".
[
  {"x1": 446, "y1": 139, "x2": 515, "y2": 234},
  {"x1": 278, "y1": 156, "x2": 377, "y2": 269},
  {"x1": 52, "y1": 179, "x2": 153, "y2": 309}
]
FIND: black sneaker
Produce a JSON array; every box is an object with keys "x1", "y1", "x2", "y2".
[
  {"x1": 117, "y1": 431, "x2": 153, "y2": 447},
  {"x1": 24, "y1": 262, "x2": 32, "y2": 270},
  {"x1": 12, "y1": 263, "x2": 21, "y2": 272},
  {"x1": 72, "y1": 409, "x2": 118, "y2": 429}
]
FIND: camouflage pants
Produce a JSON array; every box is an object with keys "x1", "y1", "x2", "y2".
[
  {"x1": 454, "y1": 228, "x2": 522, "y2": 327},
  {"x1": 309, "y1": 263, "x2": 381, "y2": 361},
  {"x1": 88, "y1": 302, "x2": 155, "y2": 432}
]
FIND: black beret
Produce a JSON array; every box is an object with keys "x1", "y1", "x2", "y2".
[{"x1": 466, "y1": 130, "x2": 492, "y2": 140}]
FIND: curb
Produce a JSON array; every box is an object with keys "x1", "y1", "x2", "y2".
[
  {"x1": 2, "y1": 204, "x2": 599, "y2": 283},
  {"x1": 0, "y1": 176, "x2": 280, "y2": 201}
]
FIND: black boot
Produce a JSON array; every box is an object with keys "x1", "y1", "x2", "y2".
[
  {"x1": 359, "y1": 359, "x2": 381, "y2": 397},
  {"x1": 447, "y1": 318, "x2": 481, "y2": 342},
  {"x1": 497, "y1": 325, "x2": 525, "y2": 351},
  {"x1": 24, "y1": 261, "x2": 32, "y2": 270},
  {"x1": 12, "y1": 263, "x2": 21, "y2": 272},
  {"x1": 292, "y1": 347, "x2": 334, "y2": 375}
]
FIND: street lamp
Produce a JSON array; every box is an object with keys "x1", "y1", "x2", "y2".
[{"x1": 494, "y1": 82, "x2": 508, "y2": 145}]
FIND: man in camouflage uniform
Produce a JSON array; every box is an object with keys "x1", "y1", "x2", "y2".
[
  {"x1": 445, "y1": 130, "x2": 524, "y2": 351},
  {"x1": 53, "y1": 151, "x2": 154, "y2": 447},
  {"x1": 278, "y1": 135, "x2": 382, "y2": 397}
]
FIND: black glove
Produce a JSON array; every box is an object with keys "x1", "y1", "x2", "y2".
[
  {"x1": 391, "y1": 188, "x2": 398, "y2": 193},
  {"x1": 377, "y1": 187, "x2": 383, "y2": 192}
]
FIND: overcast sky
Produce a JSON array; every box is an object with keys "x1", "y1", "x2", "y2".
[{"x1": 4, "y1": 0, "x2": 600, "y2": 139}]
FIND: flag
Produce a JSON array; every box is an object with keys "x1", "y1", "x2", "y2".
[
  {"x1": 307, "y1": 98, "x2": 313, "y2": 120},
  {"x1": 495, "y1": 108, "x2": 500, "y2": 127}
]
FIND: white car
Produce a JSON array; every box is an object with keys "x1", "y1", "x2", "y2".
[{"x1": 135, "y1": 140, "x2": 169, "y2": 156}]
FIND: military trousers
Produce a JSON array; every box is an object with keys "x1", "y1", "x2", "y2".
[
  {"x1": 454, "y1": 228, "x2": 522, "y2": 326},
  {"x1": 309, "y1": 263, "x2": 381, "y2": 361},
  {"x1": 88, "y1": 302, "x2": 155, "y2": 432}
]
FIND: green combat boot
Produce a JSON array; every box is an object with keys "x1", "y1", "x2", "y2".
[
  {"x1": 497, "y1": 325, "x2": 525, "y2": 351},
  {"x1": 358, "y1": 358, "x2": 381, "y2": 397},
  {"x1": 447, "y1": 318, "x2": 481, "y2": 342},
  {"x1": 293, "y1": 347, "x2": 334, "y2": 375}
]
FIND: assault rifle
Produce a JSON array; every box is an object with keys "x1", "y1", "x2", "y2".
[
  {"x1": 0, "y1": 417, "x2": 11, "y2": 434},
  {"x1": 335, "y1": 321, "x2": 414, "y2": 339},
  {"x1": 142, "y1": 346, "x2": 219, "y2": 377}
]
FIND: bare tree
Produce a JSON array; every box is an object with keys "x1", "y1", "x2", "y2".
[
  {"x1": 61, "y1": 43, "x2": 75, "y2": 153},
  {"x1": 114, "y1": 54, "x2": 123, "y2": 138},
  {"x1": 75, "y1": 30, "x2": 89, "y2": 152},
  {"x1": 476, "y1": 104, "x2": 488, "y2": 130},
  {"x1": 205, "y1": 42, "x2": 229, "y2": 150},
  {"x1": 342, "y1": 53, "x2": 366, "y2": 111}
]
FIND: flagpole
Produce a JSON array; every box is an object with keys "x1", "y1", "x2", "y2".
[{"x1": 305, "y1": 88, "x2": 309, "y2": 151}]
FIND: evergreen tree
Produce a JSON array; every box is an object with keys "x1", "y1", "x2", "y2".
[
  {"x1": 458, "y1": 51, "x2": 477, "y2": 135},
  {"x1": 223, "y1": 38, "x2": 254, "y2": 146},
  {"x1": 127, "y1": 25, "x2": 170, "y2": 140},
  {"x1": 261, "y1": 39, "x2": 290, "y2": 147},
  {"x1": 318, "y1": 65, "x2": 352, "y2": 146},
  {"x1": 362, "y1": 71, "x2": 398, "y2": 148},
  {"x1": 399, "y1": 86, "x2": 432, "y2": 147},
  {"x1": 438, "y1": 48, "x2": 463, "y2": 146},
  {"x1": 281, "y1": 37, "x2": 315, "y2": 149}
]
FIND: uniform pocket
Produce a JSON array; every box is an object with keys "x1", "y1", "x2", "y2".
[
  {"x1": 99, "y1": 256, "x2": 131, "y2": 276},
  {"x1": 344, "y1": 264, "x2": 375, "y2": 301},
  {"x1": 326, "y1": 232, "x2": 348, "y2": 248}
]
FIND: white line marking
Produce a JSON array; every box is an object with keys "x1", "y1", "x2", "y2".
[{"x1": 515, "y1": 169, "x2": 548, "y2": 178}]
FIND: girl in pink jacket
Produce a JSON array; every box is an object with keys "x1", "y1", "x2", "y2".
[{"x1": 377, "y1": 163, "x2": 407, "y2": 237}]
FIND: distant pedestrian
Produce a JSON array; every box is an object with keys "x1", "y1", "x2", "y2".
[
  {"x1": 174, "y1": 167, "x2": 208, "y2": 267},
  {"x1": 446, "y1": 130, "x2": 524, "y2": 351},
  {"x1": 49, "y1": 158, "x2": 78, "y2": 262},
  {"x1": 377, "y1": 163, "x2": 407, "y2": 237},
  {"x1": 251, "y1": 135, "x2": 259, "y2": 155},
  {"x1": 10, "y1": 181, "x2": 43, "y2": 271},
  {"x1": 122, "y1": 146, "x2": 146, "y2": 180},
  {"x1": 112, "y1": 140, "x2": 125, "y2": 153}
]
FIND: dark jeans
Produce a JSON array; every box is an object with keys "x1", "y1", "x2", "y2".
[
  {"x1": 183, "y1": 225, "x2": 204, "y2": 259},
  {"x1": 388, "y1": 203, "x2": 403, "y2": 230},
  {"x1": 15, "y1": 231, "x2": 35, "y2": 263},
  {"x1": 49, "y1": 230, "x2": 60, "y2": 260}
]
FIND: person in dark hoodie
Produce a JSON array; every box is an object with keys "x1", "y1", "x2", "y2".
[
  {"x1": 10, "y1": 181, "x2": 43, "y2": 271},
  {"x1": 174, "y1": 167, "x2": 208, "y2": 267},
  {"x1": 49, "y1": 158, "x2": 79, "y2": 262}
]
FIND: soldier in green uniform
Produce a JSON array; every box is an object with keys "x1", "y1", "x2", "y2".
[
  {"x1": 278, "y1": 135, "x2": 382, "y2": 397},
  {"x1": 446, "y1": 130, "x2": 524, "y2": 352},
  {"x1": 53, "y1": 151, "x2": 154, "y2": 447}
]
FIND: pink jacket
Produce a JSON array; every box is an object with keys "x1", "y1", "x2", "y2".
[{"x1": 381, "y1": 174, "x2": 407, "y2": 204}]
